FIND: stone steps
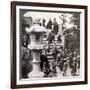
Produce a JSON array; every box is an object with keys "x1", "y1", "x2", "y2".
[{"x1": 42, "y1": 38, "x2": 64, "y2": 61}]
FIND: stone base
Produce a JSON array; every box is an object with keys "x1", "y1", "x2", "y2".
[
  {"x1": 28, "y1": 71, "x2": 44, "y2": 78},
  {"x1": 56, "y1": 66, "x2": 63, "y2": 77}
]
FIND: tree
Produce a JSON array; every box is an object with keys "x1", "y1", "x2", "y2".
[
  {"x1": 59, "y1": 14, "x2": 67, "y2": 48},
  {"x1": 59, "y1": 14, "x2": 67, "y2": 33},
  {"x1": 70, "y1": 13, "x2": 80, "y2": 30},
  {"x1": 65, "y1": 13, "x2": 80, "y2": 51},
  {"x1": 70, "y1": 13, "x2": 80, "y2": 49}
]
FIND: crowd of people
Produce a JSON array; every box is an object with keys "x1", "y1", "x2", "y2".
[{"x1": 39, "y1": 45, "x2": 80, "y2": 77}]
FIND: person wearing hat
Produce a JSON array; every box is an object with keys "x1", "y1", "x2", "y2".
[
  {"x1": 56, "y1": 46, "x2": 64, "y2": 71},
  {"x1": 71, "y1": 51, "x2": 78, "y2": 76}
]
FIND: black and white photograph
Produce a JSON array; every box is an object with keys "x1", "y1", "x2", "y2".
[
  {"x1": 20, "y1": 10, "x2": 80, "y2": 79},
  {"x1": 11, "y1": 1, "x2": 87, "y2": 89}
]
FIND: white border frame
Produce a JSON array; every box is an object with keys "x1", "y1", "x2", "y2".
[{"x1": 16, "y1": 6, "x2": 85, "y2": 85}]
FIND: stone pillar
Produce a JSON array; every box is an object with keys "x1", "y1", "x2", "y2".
[{"x1": 26, "y1": 19, "x2": 46, "y2": 78}]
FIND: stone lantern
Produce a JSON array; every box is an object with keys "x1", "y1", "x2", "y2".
[{"x1": 25, "y1": 19, "x2": 46, "y2": 78}]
